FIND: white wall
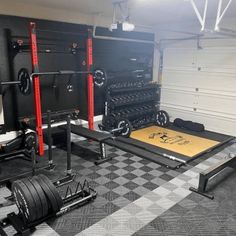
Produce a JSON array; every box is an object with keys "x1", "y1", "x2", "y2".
[
  {"x1": 0, "y1": 0, "x2": 111, "y2": 27},
  {"x1": 0, "y1": 96, "x2": 4, "y2": 125},
  {"x1": 160, "y1": 37, "x2": 236, "y2": 136}
]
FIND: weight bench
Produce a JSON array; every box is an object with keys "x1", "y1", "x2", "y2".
[
  {"x1": 189, "y1": 153, "x2": 236, "y2": 199},
  {"x1": 59, "y1": 123, "x2": 113, "y2": 165}
]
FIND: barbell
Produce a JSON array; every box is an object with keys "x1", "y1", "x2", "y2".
[
  {"x1": 99, "y1": 116, "x2": 132, "y2": 138},
  {"x1": 0, "y1": 67, "x2": 107, "y2": 95}
]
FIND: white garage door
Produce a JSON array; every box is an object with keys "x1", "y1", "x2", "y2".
[{"x1": 161, "y1": 40, "x2": 236, "y2": 136}]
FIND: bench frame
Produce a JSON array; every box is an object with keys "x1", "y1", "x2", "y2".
[{"x1": 189, "y1": 153, "x2": 236, "y2": 199}]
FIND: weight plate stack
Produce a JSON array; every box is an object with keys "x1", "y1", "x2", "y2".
[
  {"x1": 36, "y1": 174, "x2": 63, "y2": 212},
  {"x1": 12, "y1": 174, "x2": 63, "y2": 223},
  {"x1": 23, "y1": 178, "x2": 43, "y2": 220},
  {"x1": 30, "y1": 177, "x2": 49, "y2": 218},
  {"x1": 12, "y1": 179, "x2": 39, "y2": 223}
]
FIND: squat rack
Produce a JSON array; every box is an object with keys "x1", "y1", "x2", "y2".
[{"x1": 28, "y1": 22, "x2": 94, "y2": 156}]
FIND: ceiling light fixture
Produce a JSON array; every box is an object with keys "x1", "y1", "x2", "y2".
[{"x1": 109, "y1": 0, "x2": 135, "y2": 32}]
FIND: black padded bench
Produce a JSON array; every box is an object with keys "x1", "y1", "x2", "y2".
[{"x1": 60, "y1": 124, "x2": 112, "y2": 165}]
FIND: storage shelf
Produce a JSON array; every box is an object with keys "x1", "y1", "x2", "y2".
[
  {"x1": 109, "y1": 83, "x2": 159, "y2": 94},
  {"x1": 109, "y1": 95, "x2": 159, "y2": 109}
]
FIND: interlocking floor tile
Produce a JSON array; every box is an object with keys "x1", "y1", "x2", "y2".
[
  {"x1": 2, "y1": 138, "x2": 235, "y2": 236},
  {"x1": 123, "y1": 191, "x2": 141, "y2": 202},
  {"x1": 113, "y1": 186, "x2": 130, "y2": 195},
  {"x1": 104, "y1": 181, "x2": 120, "y2": 190},
  {"x1": 142, "y1": 181, "x2": 159, "y2": 191},
  {"x1": 122, "y1": 173, "x2": 137, "y2": 181},
  {"x1": 112, "y1": 196, "x2": 131, "y2": 208},
  {"x1": 102, "y1": 191, "x2": 120, "y2": 201},
  {"x1": 123, "y1": 181, "x2": 139, "y2": 190}
]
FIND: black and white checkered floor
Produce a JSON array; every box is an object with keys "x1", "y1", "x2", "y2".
[{"x1": 0, "y1": 139, "x2": 236, "y2": 236}]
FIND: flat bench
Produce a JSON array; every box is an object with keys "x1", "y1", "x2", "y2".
[
  {"x1": 59, "y1": 124, "x2": 113, "y2": 165},
  {"x1": 189, "y1": 153, "x2": 236, "y2": 199},
  {"x1": 60, "y1": 124, "x2": 112, "y2": 142}
]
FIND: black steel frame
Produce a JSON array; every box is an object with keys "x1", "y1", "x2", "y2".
[
  {"x1": 64, "y1": 117, "x2": 112, "y2": 166},
  {"x1": 0, "y1": 109, "x2": 79, "y2": 187},
  {"x1": 45, "y1": 110, "x2": 76, "y2": 187},
  {"x1": 189, "y1": 153, "x2": 236, "y2": 199}
]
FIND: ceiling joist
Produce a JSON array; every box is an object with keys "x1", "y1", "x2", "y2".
[
  {"x1": 190, "y1": 0, "x2": 208, "y2": 31},
  {"x1": 189, "y1": 0, "x2": 232, "y2": 32},
  {"x1": 215, "y1": 0, "x2": 232, "y2": 31}
]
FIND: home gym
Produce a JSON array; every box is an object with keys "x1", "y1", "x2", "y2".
[{"x1": 0, "y1": 0, "x2": 235, "y2": 235}]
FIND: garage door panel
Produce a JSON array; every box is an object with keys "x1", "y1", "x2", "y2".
[
  {"x1": 160, "y1": 105, "x2": 236, "y2": 136},
  {"x1": 161, "y1": 89, "x2": 196, "y2": 108},
  {"x1": 161, "y1": 89, "x2": 236, "y2": 116},
  {"x1": 197, "y1": 95, "x2": 236, "y2": 116},
  {"x1": 164, "y1": 48, "x2": 196, "y2": 68},
  {"x1": 162, "y1": 70, "x2": 236, "y2": 92},
  {"x1": 197, "y1": 49, "x2": 236, "y2": 67},
  {"x1": 162, "y1": 46, "x2": 236, "y2": 135}
]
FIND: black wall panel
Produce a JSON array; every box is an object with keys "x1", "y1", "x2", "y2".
[{"x1": 0, "y1": 15, "x2": 154, "y2": 131}]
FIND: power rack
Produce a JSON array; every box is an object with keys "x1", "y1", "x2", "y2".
[{"x1": 6, "y1": 22, "x2": 96, "y2": 157}]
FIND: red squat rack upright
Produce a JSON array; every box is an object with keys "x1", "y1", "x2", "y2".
[{"x1": 29, "y1": 22, "x2": 94, "y2": 156}]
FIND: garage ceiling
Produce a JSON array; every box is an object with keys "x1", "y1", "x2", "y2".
[{"x1": 10, "y1": 0, "x2": 236, "y2": 27}]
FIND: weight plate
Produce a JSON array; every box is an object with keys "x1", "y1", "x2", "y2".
[
  {"x1": 24, "y1": 132, "x2": 37, "y2": 150},
  {"x1": 117, "y1": 118, "x2": 132, "y2": 138},
  {"x1": 156, "y1": 110, "x2": 170, "y2": 127},
  {"x1": 39, "y1": 174, "x2": 63, "y2": 210},
  {"x1": 102, "y1": 115, "x2": 116, "y2": 130},
  {"x1": 38, "y1": 174, "x2": 63, "y2": 213},
  {"x1": 30, "y1": 177, "x2": 49, "y2": 219},
  {"x1": 33, "y1": 175, "x2": 59, "y2": 214},
  {"x1": 94, "y1": 68, "x2": 107, "y2": 88},
  {"x1": 22, "y1": 178, "x2": 42, "y2": 220},
  {"x1": 12, "y1": 179, "x2": 37, "y2": 222},
  {"x1": 18, "y1": 68, "x2": 32, "y2": 95}
]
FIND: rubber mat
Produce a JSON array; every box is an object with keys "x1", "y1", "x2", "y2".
[
  {"x1": 105, "y1": 139, "x2": 183, "y2": 169},
  {"x1": 130, "y1": 126, "x2": 220, "y2": 158}
]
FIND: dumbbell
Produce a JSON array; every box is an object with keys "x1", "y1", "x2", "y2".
[{"x1": 118, "y1": 110, "x2": 127, "y2": 116}]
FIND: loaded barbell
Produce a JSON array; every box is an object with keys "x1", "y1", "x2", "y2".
[
  {"x1": 101, "y1": 109, "x2": 170, "y2": 132},
  {"x1": 0, "y1": 67, "x2": 107, "y2": 95},
  {"x1": 99, "y1": 117, "x2": 132, "y2": 138}
]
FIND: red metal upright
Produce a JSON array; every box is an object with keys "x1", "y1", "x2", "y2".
[
  {"x1": 29, "y1": 22, "x2": 44, "y2": 156},
  {"x1": 86, "y1": 29, "x2": 94, "y2": 130}
]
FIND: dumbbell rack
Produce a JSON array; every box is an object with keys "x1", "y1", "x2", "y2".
[{"x1": 103, "y1": 81, "x2": 160, "y2": 130}]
